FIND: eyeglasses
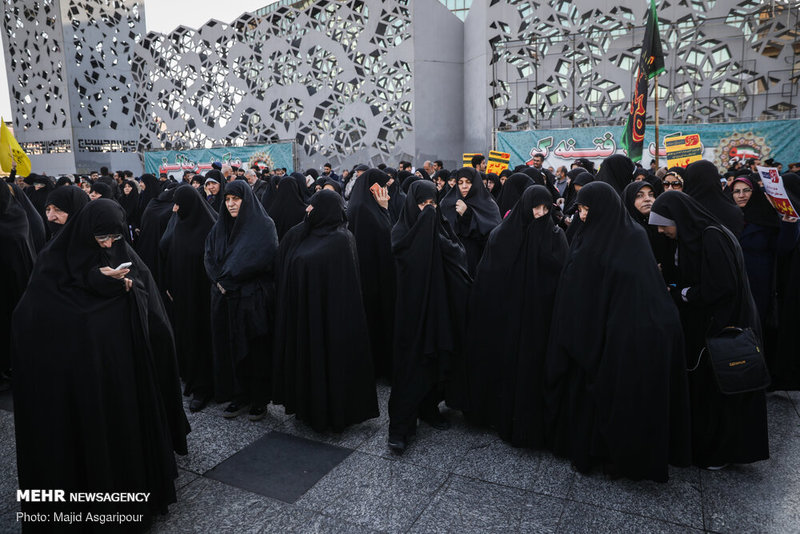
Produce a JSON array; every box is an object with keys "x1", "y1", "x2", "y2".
[
  {"x1": 94, "y1": 234, "x2": 123, "y2": 242},
  {"x1": 662, "y1": 181, "x2": 683, "y2": 189},
  {"x1": 733, "y1": 188, "x2": 752, "y2": 195}
]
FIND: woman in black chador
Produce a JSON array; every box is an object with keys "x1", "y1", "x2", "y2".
[
  {"x1": 1, "y1": 182, "x2": 36, "y2": 385},
  {"x1": 622, "y1": 180, "x2": 676, "y2": 282},
  {"x1": 466, "y1": 185, "x2": 568, "y2": 448},
  {"x1": 649, "y1": 191, "x2": 769, "y2": 469},
  {"x1": 546, "y1": 182, "x2": 690, "y2": 482},
  {"x1": 44, "y1": 184, "x2": 89, "y2": 238},
  {"x1": 346, "y1": 168, "x2": 396, "y2": 379},
  {"x1": 267, "y1": 174, "x2": 308, "y2": 240},
  {"x1": 388, "y1": 181, "x2": 471, "y2": 454},
  {"x1": 136, "y1": 181, "x2": 179, "y2": 292},
  {"x1": 440, "y1": 166, "x2": 501, "y2": 276},
  {"x1": 204, "y1": 180, "x2": 278, "y2": 421},
  {"x1": 683, "y1": 160, "x2": 744, "y2": 236},
  {"x1": 273, "y1": 190, "x2": 379, "y2": 432},
  {"x1": 12, "y1": 199, "x2": 189, "y2": 532},
  {"x1": 163, "y1": 185, "x2": 217, "y2": 412},
  {"x1": 773, "y1": 173, "x2": 800, "y2": 389},
  {"x1": 495, "y1": 172, "x2": 533, "y2": 218}
]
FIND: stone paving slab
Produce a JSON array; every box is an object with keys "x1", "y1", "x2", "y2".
[
  {"x1": 555, "y1": 501, "x2": 705, "y2": 534},
  {"x1": 205, "y1": 432, "x2": 353, "y2": 503}
]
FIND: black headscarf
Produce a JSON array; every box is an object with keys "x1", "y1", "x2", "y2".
[
  {"x1": 521, "y1": 166, "x2": 560, "y2": 202},
  {"x1": 319, "y1": 176, "x2": 342, "y2": 195},
  {"x1": 138, "y1": 173, "x2": 161, "y2": 212},
  {"x1": 546, "y1": 182, "x2": 690, "y2": 482},
  {"x1": 642, "y1": 172, "x2": 664, "y2": 196},
  {"x1": 346, "y1": 168, "x2": 396, "y2": 378},
  {"x1": 595, "y1": 154, "x2": 635, "y2": 195},
  {"x1": 466, "y1": 185, "x2": 568, "y2": 446},
  {"x1": 730, "y1": 176, "x2": 780, "y2": 228},
  {"x1": 23, "y1": 173, "x2": 55, "y2": 226},
  {"x1": 272, "y1": 190, "x2": 379, "y2": 432},
  {"x1": 119, "y1": 179, "x2": 140, "y2": 225},
  {"x1": 623, "y1": 181, "x2": 676, "y2": 281},
  {"x1": 204, "y1": 170, "x2": 225, "y2": 213},
  {"x1": 44, "y1": 185, "x2": 90, "y2": 237},
  {"x1": 267, "y1": 175, "x2": 308, "y2": 240},
  {"x1": 400, "y1": 173, "x2": 421, "y2": 194},
  {"x1": 683, "y1": 160, "x2": 744, "y2": 235},
  {"x1": 135, "y1": 182, "x2": 179, "y2": 289},
  {"x1": 439, "y1": 167, "x2": 501, "y2": 236},
  {"x1": 496, "y1": 173, "x2": 533, "y2": 217},
  {"x1": 387, "y1": 174, "x2": 406, "y2": 225},
  {"x1": 293, "y1": 171, "x2": 312, "y2": 200},
  {"x1": 259, "y1": 174, "x2": 280, "y2": 210},
  {"x1": 12, "y1": 199, "x2": 189, "y2": 521},
  {"x1": 204, "y1": 180, "x2": 278, "y2": 291},
  {"x1": 486, "y1": 172, "x2": 501, "y2": 199},
  {"x1": 90, "y1": 182, "x2": 113, "y2": 199},
  {"x1": 391, "y1": 181, "x2": 471, "y2": 413}
]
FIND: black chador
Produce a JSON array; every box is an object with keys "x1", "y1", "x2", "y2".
[
  {"x1": 162, "y1": 185, "x2": 217, "y2": 411},
  {"x1": 650, "y1": 191, "x2": 768, "y2": 468},
  {"x1": 273, "y1": 190, "x2": 379, "y2": 432},
  {"x1": 204, "y1": 181, "x2": 278, "y2": 418},
  {"x1": 773, "y1": 173, "x2": 800, "y2": 390},
  {"x1": 466, "y1": 185, "x2": 568, "y2": 448},
  {"x1": 346, "y1": 168, "x2": 396, "y2": 379},
  {"x1": 135, "y1": 181, "x2": 179, "y2": 290},
  {"x1": 440, "y1": 167, "x2": 502, "y2": 276},
  {"x1": 683, "y1": 160, "x2": 744, "y2": 236},
  {"x1": 44, "y1": 185, "x2": 89, "y2": 237},
  {"x1": 266, "y1": 175, "x2": 308, "y2": 240},
  {"x1": 388, "y1": 181, "x2": 471, "y2": 453},
  {"x1": 12, "y1": 199, "x2": 189, "y2": 531},
  {"x1": 546, "y1": 182, "x2": 691, "y2": 482},
  {"x1": 0, "y1": 182, "x2": 36, "y2": 379},
  {"x1": 495, "y1": 173, "x2": 533, "y2": 217}
]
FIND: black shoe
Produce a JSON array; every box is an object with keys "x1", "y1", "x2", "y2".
[
  {"x1": 420, "y1": 413, "x2": 450, "y2": 430},
  {"x1": 189, "y1": 395, "x2": 210, "y2": 413},
  {"x1": 223, "y1": 402, "x2": 249, "y2": 419},
  {"x1": 248, "y1": 405, "x2": 267, "y2": 421},
  {"x1": 387, "y1": 435, "x2": 407, "y2": 455}
]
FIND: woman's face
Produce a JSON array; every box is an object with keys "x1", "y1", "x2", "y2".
[
  {"x1": 532, "y1": 204, "x2": 549, "y2": 219},
  {"x1": 633, "y1": 185, "x2": 655, "y2": 215},
  {"x1": 225, "y1": 194, "x2": 243, "y2": 218},
  {"x1": 658, "y1": 225, "x2": 677, "y2": 239},
  {"x1": 577, "y1": 204, "x2": 589, "y2": 222},
  {"x1": 732, "y1": 182, "x2": 753, "y2": 208},
  {"x1": 457, "y1": 177, "x2": 471, "y2": 198},
  {"x1": 94, "y1": 233, "x2": 122, "y2": 248},
  {"x1": 89, "y1": 191, "x2": 101, "y2": 201},
  {"x1": 436, "y1": 178, "x2": 445, "y2": 191},
  {"x1": 661, "y1": 174, "x2": 683, "y2": 191},
  {"x1": 486, "y1": 181, "x2": 495, "y2": 192},
  {"x1": 81, "y1": 182, "x2": 92, "y2": 193},
  {"x1": 417, "y1": 198, "x2": 436, "y2": 211},
  {"x1": 206, "y1": 181, "x2": 220, "y2": 195},
  {"x1": 123, "y1": 183, "x2": 133, "y2": 195},
  {"x1": 46, "y1": 205, "x2": 68, "y2": 225},
  {"x1": 447, "y1": 177, "x2": 456, "y2": 188}
]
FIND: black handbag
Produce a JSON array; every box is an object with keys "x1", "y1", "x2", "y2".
[
  {"x1": 691, "y1": 227, "x2": 771, "y2": 394},
  {"x1": 703, "y1": 326, "x2": 770, "y2": 394}
]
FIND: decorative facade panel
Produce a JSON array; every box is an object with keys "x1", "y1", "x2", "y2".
[
  {"x1": 132, "y1": 0, "x2": 417, "y2": 169},
  {"x1": 484, "y1": 0, "x2": 799, "y2": 132}
]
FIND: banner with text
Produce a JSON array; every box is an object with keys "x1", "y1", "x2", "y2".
[
  {"x1": 144, "y1": 143, "x2": 294, "y2": 176},
  {"x1": 496, "y1": 119, "x2": 800, "y2": 173},
  {"x1": 758, "y1": 165, "x2": 799, "y2": 218}
]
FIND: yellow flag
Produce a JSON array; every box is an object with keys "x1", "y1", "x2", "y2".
[{"x1": 0, "y1": 118, "x2": 31, "y2": 177}]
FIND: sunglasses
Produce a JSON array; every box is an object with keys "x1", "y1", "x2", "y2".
[
  {"x1": 94, "y1": 234, "x2": 123, "y2": 242},
  {"x1": 662, "y1": 181, "x2": 683, "y2": 189}
]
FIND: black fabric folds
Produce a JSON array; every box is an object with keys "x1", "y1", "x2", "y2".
[
  {"x1": 273, "y1": 190, "x2": 379, "y2": 431},
  {"x1": 545, "y1": 182, "x2": 691, "y2": 482},
  {"x1": 267, "y1": 175, "x2": 308, "y2": 240},
  {"x1": 774, "y1": 173, "x2": 800, "y2": 389},
  {"x1": 595, "y1": 154, "x2": 635, "y2": 195},
  {"x1": 684, "y1": 160, "x2": 745, "y2": 235},
  {"x1": 389, "y1": 181, "x2": 472, "y2": 438},
  {"x1": 622, "y1": 181, "x2": 676, "y2": 281},
  {"x1": 650, "y1": 191, "x2": 768, "y2": 467},
  {"x1": 346, "y1": 168, "x2": 396, "y2": 378},
  {"x1": 0, "y1": 183, "x2": 36, "y2": 374},
  {"x1": 45, "y1": 185, "x2": 89, "y2": 237},
  {"x1": 496, "y1": 173, "x2": 533, "y2": 217},
  {"x1": 135, "y1": 182, "x2": 179, "y2": 290},
  {"x1": 466, "y1": 185, "x2": 568, "y2": 447},
  {"x1": 162, "y1": 186, "x2": 217, "y2": 399},
  {"x1": 12, "y1": 199, "x2": 189, "y2": 529},
  {"x1": 440, "y1": 167, "x2": 502, "y2": 275}
]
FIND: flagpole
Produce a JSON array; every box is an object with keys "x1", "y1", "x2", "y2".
[{"x1": 654, "y1": 74, "x2": 660, "y2": 168}]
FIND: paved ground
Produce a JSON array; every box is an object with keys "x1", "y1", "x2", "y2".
[{"x1": 1, "y1": 384, "x2": 799, "y2": 533}]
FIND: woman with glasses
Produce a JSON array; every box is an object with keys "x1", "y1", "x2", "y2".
[
  {"x1": 12, "y1": 199, "x2": 189, "y2": 527},
  {"x1": 662, "y1": 172, "x2": 684, "y2": 191},
  {"x1": 729, "y1": 176, "x2": 800, "y2": 369}
]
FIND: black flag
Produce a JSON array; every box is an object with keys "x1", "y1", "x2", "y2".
[{"x1": 621, "y1": 0, "x2": 665, "y2": 162}]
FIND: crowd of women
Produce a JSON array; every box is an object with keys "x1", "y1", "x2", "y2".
[{"x1": 3, "y1": 153, "x2": 800, "y2": 530}]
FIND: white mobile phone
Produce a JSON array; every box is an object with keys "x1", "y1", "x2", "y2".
[{"x1": 114, "y1": 262, "x2": 132, "y2": 270}]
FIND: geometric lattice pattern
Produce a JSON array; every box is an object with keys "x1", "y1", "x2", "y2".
[
  {"x1": 486, "y1": 0, "x2": 800, "y2": 131},
  {"x1": 65, "y1": 0, "x2": 143, "y2": 131},
  {"x1": 2, "y1": 0, "x2": 71, "y2": 132},
  {"x1": 133, "y1": 0, "x2": 415, "y2": 169}
]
